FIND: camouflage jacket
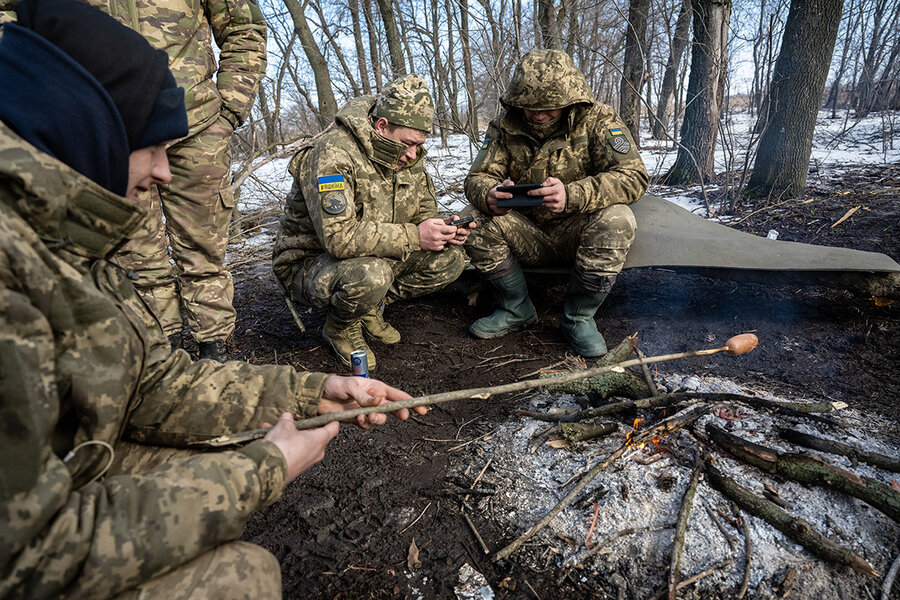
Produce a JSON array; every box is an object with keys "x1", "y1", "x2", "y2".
[
  {"x1": 0, "y1": 122, "x2": 328, "y2": 599},
  {"x1": 272, "y1": 96, "x2": 440, "y2": 287},
  {"x1": 465, "y1": 55, "x2": 648, "y2": 228},
  {"x1": 0, "y1": 0, "x2": 266, "y2": 133}
]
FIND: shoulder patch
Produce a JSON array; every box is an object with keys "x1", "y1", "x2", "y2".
[
  {"x1": 321, "y1": 191, "x2": 348, "y2": 215},
  {"x1": 607, "y1": 128, "x2": 631, "y2": 154},
  {"x1": 481, "y1": 139, "x2": 490, "y2": 149},
  {"x1": 318, "y1": 174, "x2": 345, "y2": 192}
]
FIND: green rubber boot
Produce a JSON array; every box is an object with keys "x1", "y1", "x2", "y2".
[
  {"x1": 470, "y1": 268, "x2": 538, "y2": 339},
  {"x1": 560, "y1": 280, "x2": 609, "y2": 357}
]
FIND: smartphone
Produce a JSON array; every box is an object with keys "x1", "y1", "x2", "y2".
[
  {"x1": 496, "y1": 183, "x2": 543, "y2": 208},
  {"x1": 446, "y1": 216, "x2": 475, "y2": 227}
]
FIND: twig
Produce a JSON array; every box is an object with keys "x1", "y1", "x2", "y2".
[
  {"x1": 461, "y1": 511, "x2": 490, "y2": 554},
  {"x1": 398, "y1": 502, "x2": 432, "y2": 535},
  {"x1": 703, "y1": 500, "x2": 737, "y2": 551},
  {"x1": 883, "y1": 555, "x2": 900, "y2": 600},
  {"x1": 647, "y1": 559, "x2": 735, "y2": 600},
  {"x1": 737, "y1": 510, "x2": 752, "y2": 600},
  {"x1": 585, "y1": 502, "x2": 600, "y2": 550},
  {"x1": 567, "y1": 523, "x2": 676, "y2": 566},
  {"x1": 635, "y1": 347, "x2": 660, "y2": 397},
  {"x1": 193, "y1": 343, "x2": 756, "y2": 447},
  {"x1": 669, "y1": 458, "x2": 703, "y2": 600}
]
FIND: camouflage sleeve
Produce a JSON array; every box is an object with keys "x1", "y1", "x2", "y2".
[
  {"x1": 464, "y1": 121, "x2": 510, "y2": 213},
  {"x1": 206, "y1": 0, "x2": 267, "y2": 127},
  {"x1": 409, "y1": 170, "x2": 441, "y2": 223},
  {"x1": 563, "y1": 110, "x2": 649, "y2": 214},
  {"x1": 303, "y1": 146, "x2": 421, "y2": 261},
  {"x1": 127, "y1": 347, "x2": 329, "y2": 446}
]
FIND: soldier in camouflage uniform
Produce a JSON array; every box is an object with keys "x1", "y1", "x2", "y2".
[
  {"x1": 273, "y1": 75, "x2": 472, "y2": 371},
  {"x1": 464, "y1": 50, "x2": 649, "y2": 356},
  {"x1": 0, "y1": 4, "x2": 419, "y2": 598},
  {"x1": 86, "y1": 0, "x2": 267, "y2": 361}
]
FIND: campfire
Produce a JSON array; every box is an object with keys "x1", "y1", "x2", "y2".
[{"x1": 442, "y1": 336, "x2": 900, "y2": 599}]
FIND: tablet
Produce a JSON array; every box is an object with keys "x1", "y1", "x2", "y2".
[{"x1": 496, "y1": 183, "x2": 543, "y2": 208}]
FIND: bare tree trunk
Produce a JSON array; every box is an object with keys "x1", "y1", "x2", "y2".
[
  {"x1": 283, "y1": 0, "x2": 337, "y2": 128},
  {"x1": 460, "y1": 0, "x2": 479, "y2": 142},
  {"x1": 396, "y1": 0, "x2": 417, "y2": 77},
  {"x1": 664, "y1": 0, "x2": 731, "y2": 185},
  {"x1": 747, "y1": 0, "x2": 843, "y2": 199},
  {"x1": 652, "y1": 0, "x2": 691, "y2": 139},
  {"x1": 350, "y1": 0, "x2": 372, "y2": 95},
  {"x1": 375, "y1": 0, "x2": 407, "y2": 78},
  {"x1": 854, "y1": 0, "x2": 890, "y2": 117},
  {"x1": 750, "y1": 0, "x2": 767, "y2": 114},
  {"x1": 310, "y1": 0, "x2": 360, "y2": 96},
  {"x1": 445, "y1": 0, "x2": 463, "y2": 129},
  {"x1": 619, "y1": 0, "x2": 650, "y2": 145},
  {"x1": 362, "y1": 0, "x2": 384, "y2": 90},
  {"x1": 513, "y1": 0, "x2": 522, "y2": 59},
  {"x1": 257, "y1": 82, "x2": 278, "y2": 155},
  {"x1": 537, "y1": 0, "x2": 561, "y2": 49}
]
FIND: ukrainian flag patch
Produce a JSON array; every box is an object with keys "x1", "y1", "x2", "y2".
[
  {"x1": 609, "y1": 127, "x2": 624, "y2": 135},
  {"x1": 318, "y1": 174, "x2": 345, "y2": 192},
  {"x1": 481, "y1": 139, "x2": 490, "y2": 148}
]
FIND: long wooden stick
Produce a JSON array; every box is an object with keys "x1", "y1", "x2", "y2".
[
  {"x1": 192, "y1": 343, "x2": 753, "y2": 448},
  {"x1": 669, "y1": 458, "x2": 703, "y2": 600}
]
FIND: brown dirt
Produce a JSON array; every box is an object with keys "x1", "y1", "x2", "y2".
[{"x1": 238, "y1": 165, "x2": 899, "y2": 599}]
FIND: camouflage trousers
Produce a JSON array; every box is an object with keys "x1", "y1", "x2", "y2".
[
  {"x1": 110, "y1": 541, "x2": 281, "y2": 600},
  {"x1": 461, "y1": 204, "x2": 636, "y2": 279},
  {"x1": 116, "y1": 113, "x2": 236, "y2": 342},
  {"x1": 289, "y1": 247, "x2": 466, "y2": 326}
]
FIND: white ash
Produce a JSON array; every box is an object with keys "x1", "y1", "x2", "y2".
[{"x1": 458, "y1": 375, "x2": 899, "y2": 599}]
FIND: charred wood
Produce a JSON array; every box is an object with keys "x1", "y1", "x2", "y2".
[
  {"x1": 704, "y1": 460, "x2": 880, "y2": 577},
  {"x1": 560, "y1": 422, "x2": 618, "y2": 444},
  {"x1": 707, "y1": 424, "x2": 900, "y2": 523},
  {"x1": 668, "y1": 457, "x2": 704, "y2": 599},
  {"x1": 779, "y1": 428, "x2": 900, "y2": 473}
]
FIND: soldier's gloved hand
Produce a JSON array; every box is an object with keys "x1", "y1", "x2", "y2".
[
  {"x1": 318, "y1": 375, "x2": 423, "y2": 429},
  {"x1": 487, "y1": 179, "x2": 515, "y2": 215},
  {"x1": 263, "y1": 413, "x2": 339, "y2": 481},
  {"x1": 532, "y1": 176, "x2": 567, "y2": 213},
  {"x1": 418, "y1": 218, "x2": 457, "y2": 251},
  {"x1": 447, "y1": 214, "x2": 476, "y2": 246}
]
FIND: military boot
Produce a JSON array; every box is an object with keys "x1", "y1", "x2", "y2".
[
  {"x1": 322, "y1": 315, "x2": 377, "y2": 371},
  {"x1": 361, "y1": 306, "x2": 401, "y2": 344},
  {"x1": 198, "y1": 339, "x2": 227, "y2": 362},
  {"x1": 560, "y1": 279, "x2": 609, "y2": 357},
  {"x1": 469, "y1": 267, "x2": 538, "y2": 339}
]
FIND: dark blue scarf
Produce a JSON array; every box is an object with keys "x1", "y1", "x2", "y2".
[{"x1": 0, "y1": 23, "x2": 129, "y2": 195}]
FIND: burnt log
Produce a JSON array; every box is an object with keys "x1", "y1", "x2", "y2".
[
  {"x1": 560, "y1": 422, "x2": 617, "y2": 444},
  {"x1": 707, "y1": 424, "x2": 900, "y2": 523},
  {"x1": 779, "y1": 428, "x2": 900, "y2": 473},
  {"x1": 540, "y1": 336, "x2": 651, "y2": 399},
  {"x1": 704, "y1": 460, "x2": 879, "y2": 577}
]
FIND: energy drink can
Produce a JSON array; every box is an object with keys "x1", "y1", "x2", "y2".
[{"x1": 350, "y1": 350, "x2": 369, "y2": 378}]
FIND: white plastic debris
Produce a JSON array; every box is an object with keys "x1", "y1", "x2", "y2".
[
  {"x1": 767, "y1": 229, "x2": 779, "y2": 240},
  {"x1": 454, "y1": 563, "x2": 494, "y2": 600}
]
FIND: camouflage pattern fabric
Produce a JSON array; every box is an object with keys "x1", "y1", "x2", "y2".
[
  {"x1": 117, "y1": 114, "x2": 237, "y2": 339},
  {"x1": 110, "y1": 541, "x2": 281, "y2": 600},
  {"x1": 372, "y1": 74, "x2": 434, "y2": 132},
  {"x1": 273, "y1": 90, "x2": 464, "y2": 316},
  {"x1": 464, "y1": 49, "x2": 649, "y2": 275},
  {"x1": 0, "y1": 122, "x2": 328, "y2": 599},
  {"x1": 291, "y1": 248, "x2": 465, "y2": 326},
  {"x1": 462, "y1": 203, "x2": 636, "y2": 277}
]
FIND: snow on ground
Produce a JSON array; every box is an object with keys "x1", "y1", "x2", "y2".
[{"x1": 231, "y1": 110, "x2": 900, "y2": 248}]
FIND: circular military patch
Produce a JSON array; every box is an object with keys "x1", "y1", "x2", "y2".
[
  {"x1": 322, "y1": 191, "x2": 348, "y2": 215},
  {"x1": 610, "y1": 135, "x2": 631, "y2": 154}
]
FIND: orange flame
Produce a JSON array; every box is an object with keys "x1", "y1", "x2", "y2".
[{"x1": 625, "y1": 418, "x2": 646, "y2": 447}]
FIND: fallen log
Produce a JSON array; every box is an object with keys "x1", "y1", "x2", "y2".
[
  {"x1": 707, "y1": 424, "x2": 900, "y2": 523},
  {"x1": 540, "y1": 336, "x2": 650, "y2": 399},
  {"x1": 703, "y1": 460, "x2": 879, "y2": 577},
  {"x1": 779, "y1": 428, "x2": 900, "y2": 473},
  {"x1": 560, "y1": 422, "x2": 617, "y2": 445}
]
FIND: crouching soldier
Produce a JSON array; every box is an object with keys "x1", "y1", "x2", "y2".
[
  {"x1": 273, "y1": 75, "x2": 473, "y2": 370},
  {"x1": 462, "y1": 49, "x2": 649, "y2": 357}
]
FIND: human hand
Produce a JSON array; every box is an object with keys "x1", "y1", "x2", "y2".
[
  {"x1": 418, "y1": 218, "x2": 457, "y2": 251},
  {"x1": 319, "y1": 375, "x2": 425, "y2": 428},
  {"x1": 446, "y1": 214, "x2": 476, "y2": 246},
  {"x1": 263, "y1": 413, "x2": 339, "y2": 481},
  {"x1": 486, "y1": 179, "x2": 515, "y2": 215},
  {"x1": 532, "y1": 177, "x2": 567, "y2": 213}
]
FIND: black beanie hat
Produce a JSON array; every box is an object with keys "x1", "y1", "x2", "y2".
[{"x1": 16, "y1": 0, "x2": 188, "y2": 150}]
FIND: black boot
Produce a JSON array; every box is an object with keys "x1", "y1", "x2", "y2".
[{"x1": 198, "y1": 339, "x2": 227, "y2": 362}]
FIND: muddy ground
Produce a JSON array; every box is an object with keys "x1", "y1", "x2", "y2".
[{"x1": 238, "y1": 165, "x2": 899, "y2": 599}]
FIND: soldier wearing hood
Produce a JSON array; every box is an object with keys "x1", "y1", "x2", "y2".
[
  {"x1": 463, "y1": 50, "x2": 649, "y2": 356},
  {"x1": 273, "y1": 75, "x2": 473, "y2": 371}
]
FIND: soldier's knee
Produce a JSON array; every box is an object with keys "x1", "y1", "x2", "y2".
[
  {"x1": 584, "y1": 204, "x2": 637, "y2": 249},
  {"x1": 443, "y1": 245, "x2": 467, "y2": 277}
]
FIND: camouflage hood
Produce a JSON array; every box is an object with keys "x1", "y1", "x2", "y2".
[
  {"x1": 0, "y1": 121, "x2": 144, "y2": 259},
  {"x1": 501, "y1": 49, "x2": 595, "y2": 112},
  {"x1": 335, "y1": 95, "x2": 426, "y2": 170}
]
